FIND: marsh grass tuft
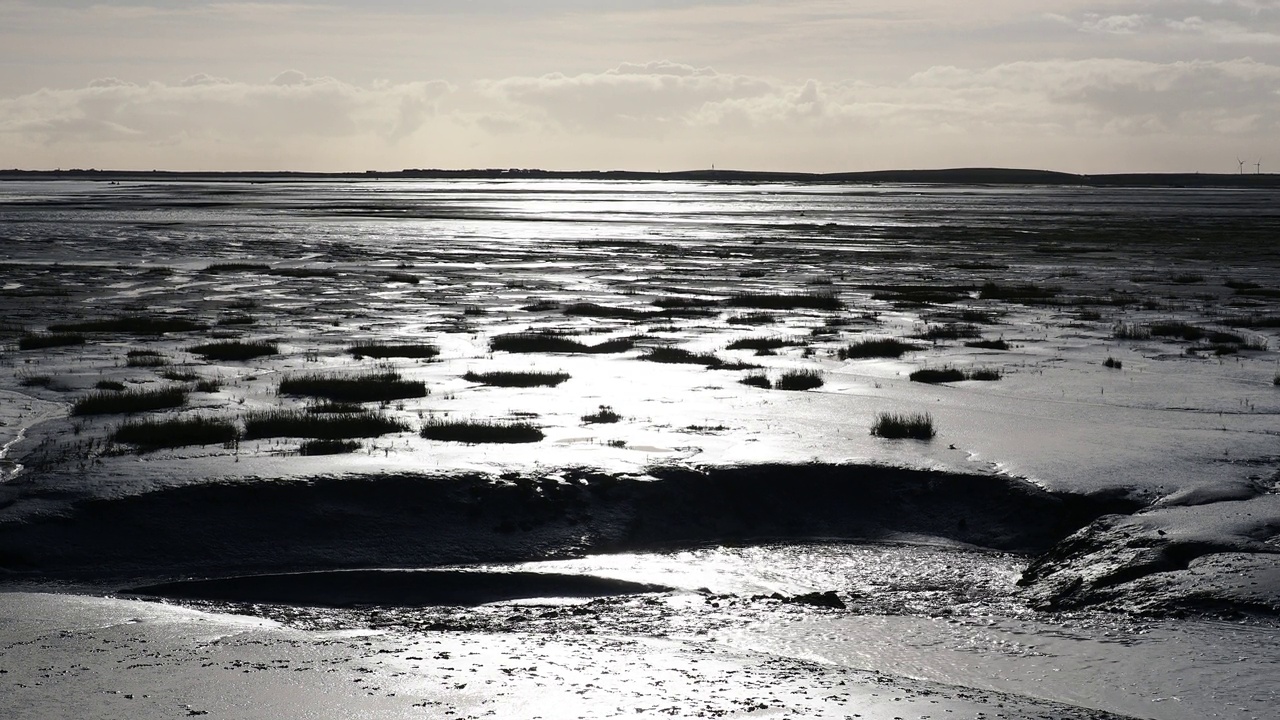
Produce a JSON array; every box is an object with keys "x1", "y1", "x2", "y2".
[
  {"x1": 838, "y1": 338, "x2": 923, "y2": 359},
  {"x1": 126, "y1": 350, "x2": 169, "y2": 367},
  {"x1": 870, "y1": 411, "x2": 936, "y2": 440},
  {"x1": 243, "y1": 410, "x2": 408, "y2": 439},
  {"x1": 739, "y1": 373, "x2": 772, "y2": 389},
  {"x1": 421, "y1": 419, "x2": 544, "y2": 444},
  {"x1": 490, "y1": 332, "x2": 635, "y2": 354},
  {"x1": 1104, "y1": 357, "x2": 1123, "y2": 369},
  {"x1": 18, "y1": 332, "x2": 85, "y2": 350},
  {"x1": 775, "y1": 369, "x2": 824, "y2": 390},
  {"x1": 964, "y1": 339, "x2": 1010, "y2": 350},
  {"x1": 463, "y1": 370, "x2": 570, "y2": 387},
  {"x1": 298, "y1": 439, "x2": 361, "y2": 455},
  {"x1": 73, "y1": 386, "x2": 187, "y2": 416},
  {"x1": 95, "y1": 379, "x2": 126, "y2": 391},
  {"x1": 725, "y1": 336, "x2": 802, "y2": 351},
  {"x1": 581, "y1": 405, "x2": 622, "y2": 424},
  {"x1": 725, "y1": 291, "x2": 843, "y2": 311},
  {"x1": 189, "y1": 340, "x2": 279, "y2": 361},
  {"x1": 50, "y1": 316, "x2": 203, "y2": 335},
  {"x1": 279, "y1": 372, "x2": 427, "y2": 403},
  {"x1": 909, "y1": 367, "x2": 967, "y2": 384},
  {"x1": 348, "y1": 342, "x2": 440, "y2": 360},
  {"x1": 113, "y1": 416, "x2": 238, "y2": 450},
  {"x1": 640, "y1": 346, "x2": 724, "y2": 367}
]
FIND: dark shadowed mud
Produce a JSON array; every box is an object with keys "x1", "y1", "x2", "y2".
[{"x1": 0, "y1": 463, "x2": 1141, "y2": 585}]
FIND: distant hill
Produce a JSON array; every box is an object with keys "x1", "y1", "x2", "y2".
[{"x1": 1, "y1": 167, "x2": 1278, "y2": 187}]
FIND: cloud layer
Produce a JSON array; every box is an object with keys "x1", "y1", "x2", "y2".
[{"x1": 2, "y1": 1, "x2": 1278, "y2": 171}]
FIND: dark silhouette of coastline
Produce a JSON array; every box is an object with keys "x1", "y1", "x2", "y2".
[{"x1": 2, "y1": 167, "x2": 1278, "y2": 187}]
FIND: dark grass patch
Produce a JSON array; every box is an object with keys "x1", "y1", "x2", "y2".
[
  {"x1": 1225, "y1": 279, "x2": 1261, "y2": 291},
  {"x1": 521, "y1": 299, "x2": 561, "y2": 312},
  {"x1": 838, "y1": 338, "x2": 924, "y2": 359},
  {"x1": 1149, "y1": 321, "x2": 1204, "y2": 341},
  {"x1": 243, "y1": 410, "x2": 409, "y2": 440},
  {"x1": 18, "y1": 375, "x2": 53, "y2": 388},
  {"x1": 913, "y1": 324, "x2": 982, "y2": 341},
  {"x1": 203, "y1": 262, "x2": 270, "y2": 273},
  {"x1": 978, "y1": 282, "x2": 1060, "y2": 301},
  {"x1": 740, "y1": 373, "x2": 772, "y2": 389},
  {"x1": 1274, "y1": 373, "x2": 1280, "y2": 386},
  {"x1": 216, "y1": 315, "x2": 257, "y2": 326},
  {"x1": 159, "y1": 369, "x2": 201, "y2": 382},
  {"x1": 189, "y1": 340, "x2": 279, "y2": 361},
  {"x1": 385, "y1": 272, "x2": 420, "y2": 284},
  {"x1": 909, "y1": 367, "x2": 966, "y2": 384},
  {"x1": 113, "y1": 416, "x2": 238, "y2": 450},
  {"x1": 870, "y1": 411, "x2": 936, "y2": 440},
  {"x1": 489, "y1": 332, "x2": 635, "y2": 354},
  {"x1": 964, "y1": 339, "x2": 1010, "y2": 350},
  {"x1": 72, "y1": 386, "x2": 187, "y2": 416},
  {"x1": 50, "y1": 316, "x2": 203, "y2": 335},
  {"x1": 1219, "y1": 314, "x2": 1280, "y2": 328},
  {"x1": 348, "y1": 342, "x2": 440, "y2": 360},
  {"x1": 1112, "y1": 322, "x2": 1152, "y2": 340},
  {"x1": 420, "y1": 419, "x2": 544, "y2": 444},
  {"x1": 269, "y1": 267, "x2": 341, "y2": 279},
  {"x1": 868, "y1": 285, "x2": 971, "y2": 305},
  {"x1": 194, "y1": 379, "x2": 222, "y2": 393},
  {"x1": 1104, "y1": 357, "x2": 1123, "y2": 369},
  {"x1": 1170, "y1": 273, "x2": 1204, "y2": 284},
  {"x1": 126, "y1": 350, "x2": 169, "y2": 367},
  {"x1": 726, "y1": 313, "x2": 776, "y2": 325},
  {"x1": 652, "y1": 296, "x2": 720, "y2": 309},
  {"x1": 640, "y1": 346, "x2": 724, "y2": 367},
  {"x1": 562, "y1": 302, "x2": 655, "y2": 320},
  {"x1": 299, "y1": 439, "x2": 361, "y2": 455},
  {"x1": 95, "y1": 379, "x2": 126, "y2": 391},
  {"x1": 463, "y1": 370, "x2": 570, "y2": 388},
  {"x1": 306, "y1": 401, "x2": 366, "y2": 414},
  {"x1": 775, "y1": 369, "x2": 824, "y2": 390},
  {"x1": 725, "y1": 336, "x2": 802, "y2": 351},
  {"x1": 724, "y1": 291, "x2": 843, "y2": 311},
  {"x1": 581, "y1": 405, "x2": 622, "y2": 424},
  {"x1": 279, "y1": 372, "x2": 428, "y2": 403},
  {"x1": 1234, "y1": 287, "x2": 1280, "y2": 298},
  {"x1": 965, "y1": 368, "x2": 1002, "y2": 381},
  {"x1": 18, "y1": 332, "x2": 85, "y2": 350}
]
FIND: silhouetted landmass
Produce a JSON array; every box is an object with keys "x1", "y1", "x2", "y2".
[{"x1": 2, "y1": 167, "x2": 1278, "y2": 187}]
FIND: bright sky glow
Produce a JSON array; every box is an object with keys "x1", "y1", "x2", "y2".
[{"x1": 2, "y1": 0, "x2": 1278, "y2": 172}]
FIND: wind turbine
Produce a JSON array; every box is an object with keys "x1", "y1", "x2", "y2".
[
  {"x1": 1238, "y1": 157, "x2": 1246, "y2": 174},
  {"x1": 1256, "y1": 159, "x2": 1262, "y2": 175}
]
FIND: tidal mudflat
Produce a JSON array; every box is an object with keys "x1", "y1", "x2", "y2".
[{"x1": 1, "y1": 178, "x2": 1278, "y2": 719}]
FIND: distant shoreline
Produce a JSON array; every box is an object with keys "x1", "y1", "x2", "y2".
[{"x1": 2, "y1": 167, "x2": 1279, "y2": 188}]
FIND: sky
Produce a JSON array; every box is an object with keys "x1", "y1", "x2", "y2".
[{"x1": 1, "y1": 0, "x2": 1278, "y2": 173}]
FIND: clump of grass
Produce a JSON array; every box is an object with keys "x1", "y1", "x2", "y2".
[
  {"x1": 562, "y1": 302, "x2": 655, "y2": 320},
  {"x1": 914, "y1": 324, "x2": 982, "y2": 341},
  {"x1": 216, "y1": 315, "x2": 257, "y2": 326},
  {"x1": 1104, "y1": 357, "x2": 1123, "y2": 369},
  {"x1": 838, "y1": 338, "x2": 924, "y2": 359},
  {"x1": 463, "y1": 370, "x2": 570, "y2": 387},
  {"x1": 203, "y1": 262, "x2": 270, "y2": 273},
  {"x1": 640, "y1": 346, "x2": 724, "y2": 367},
  {"x1": 18, "y1": 332, "x2": 85, "y2": 350},
  {"x1": 1112, "y1": 322, "x2": 1152, "y2": 340},
  {"x1": 189, "y1": 340, "x2": 279, "y2": 361},
  {"x1": 740, "y1": 373, "x2": 772, "y2": 389},
  {"x1": 420, "y1": 419, "x2": 544, "y2": 444},
  {"x1": 978, "y1": 282, "x2": 1060, "y2": 301},
  {"x1": 582, "y1": 405, "x2": 622, "y2": 424},
  {"x1": 871, "y1": 411, "x2": 936, "y2": 440},
  {"x1": 269, "y1": 267, "x2": 340, "y2": 279},
  {"x1": 1149, "y1": 321, "x2": 1203, "y2": 341},
  {"x1": 95, "y1": 379, "x2": 126, "y2": 391},
  {"x1": 964, "y1": 339, "x2": 1010, "y2": 350},
  {"x1": 72, "y1": 386, "x2": 187, "y2": 416},
  {"x1": 725, "y1": 291, "x2": 843, "y2": 311},
  {"x1": 653, "y1": 296, "x2": 719, "y2": 309},
  {"x1": 112, "y1": 416, "x2": 238, "y2": 450},
  {"x1": 18, "y1": 375, "x2": 53, "y2": 388},
  {"x1": 126, "y1": 349, "x2": 169, "y2": 367},
  {"x1": 243, "y1": 410, "x2": 408, "y2": 440},
  {"x1": 521, "y1": 299, "x2": 561, "y2": 312},
  {"x1": 1274, "y1": 373, "x2": 1280, "y2": 386},
  {"x1": 726, "y1": 313, "x2": 776, "y2": 325},
  {"x1": 725, "y1": 337, "x2": 801, "y2": 351},
  {"x1": 348, "y1": 342, "x2": 440, "y2": 360},
  {"x1": 1225, "y1": 279, "x2": 1261, "y2": 291},
  {"x1": 386, "y1": 272, "x2": 420, "y2": 284},
  {"x1": 278, "y1": 372, "x2": 427, "y2": 403},
  {"x1": 775, "y1": 369, "x2": 824, "y2": 390},
  {"x1": 306, "y1": 401, "x2": 365, "y2": 414},
  {"x1": 49, "y1": 316, "x2": 203, "y2": 335},
  {"x1": 965, "y1": 368, "x2": 1002, "y2": 381},
  {"x1": 868, "y1": 285, "x2": 970, "y2": 305},
  {"x1": 299, "y1": 439, "x2": 361, "y2": 455},
  {"x1": 194, "y1": 378, "x2": 222, "y2": 393},
  {"x1": 489, "y1": 332, "x2": 634, "y2": 354},
  {"x1": 159, "y1": 369, "x2": 201, "y2": 382},
  {"x1": 909, "y1": 367, "x2": 967, "y2": 384}
]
